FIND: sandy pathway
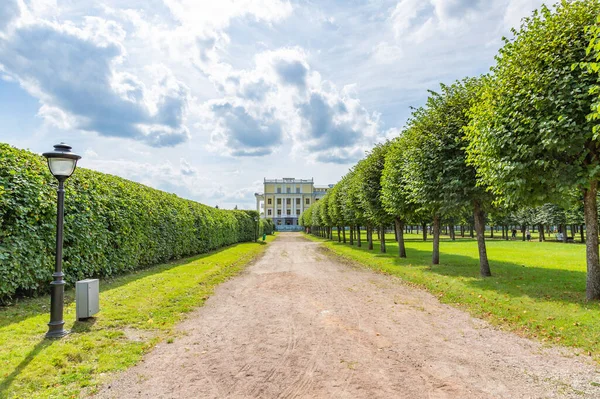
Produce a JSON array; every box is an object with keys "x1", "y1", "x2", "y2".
[{"x1": 97, "y1": 233, "x2": 600, "y2": 398}]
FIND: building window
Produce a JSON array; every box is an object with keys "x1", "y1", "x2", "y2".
[
  {"x1": 268, "y1": 209, "x2": 272, "y2": 216},
  {"x1": 286, "y1": 198, "x2": 291, "y2": 205},
  {"x1": 296, "y1": 209, "x2": 300, "y2": 215},
  {"x1": 267, "y1": 198, "x2": 272, "y2": 205},
  {"x1": 287, "y1": 187, "x2": 291, "y2": 193},
  {"x1": 277, "y1": 198, "x2": 281, "y2": 205},
  {"x1": 305, "y1": 198, "x2": 310, "y2": 205},
  {"x1": 296, "y1": 198, "x2": 300, "y2": 205},
  {"x1": 296, "y1": 187, "x2": 300, "y2": 193},
  {"x1": 277, "y1": 209, "x2": 282, "y2": 216},
  {"x1": 287, "y1": 209, "x2": 291, "y2": 215},
  {"x1": 277, "y1": 187, "x2": 281, "y2": 193}
]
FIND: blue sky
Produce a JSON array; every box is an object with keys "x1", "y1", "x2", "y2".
[{"x1": 0, "y1": 0, "x2": 546, "y2": 209}]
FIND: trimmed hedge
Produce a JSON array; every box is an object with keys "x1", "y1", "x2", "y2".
[
  {"x1": 0, "y1": 143, "x2": 257, "y2": 303},
  {"x1": 260, "y1": 218, "x2": 275, "y2": 236}
]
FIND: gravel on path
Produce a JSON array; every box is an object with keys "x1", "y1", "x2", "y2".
[{"x1": 96, "y1": 233, "x2": 600, "y2": 399}]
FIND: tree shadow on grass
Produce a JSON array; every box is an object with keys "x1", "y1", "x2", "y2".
[
  {"x1": 326, "y1": 239, "x2": 588, "y2": 306},
  {"x1": 0, "y1": 338, "x2": 55, "y2": 397},
  {"x1": 0, "y1": 241, "x2": 260, "y2": 329}
]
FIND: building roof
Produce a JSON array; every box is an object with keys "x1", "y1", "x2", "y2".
[{"x1": 264, "y1": 178, "x2": 313, "y2": 184}]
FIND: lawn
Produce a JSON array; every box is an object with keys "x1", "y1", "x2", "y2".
[
  {"x1": 307, "y1": 231, "x2": 600, "y2": 360},
  {"x1": 0, "y1": 235, "x2": 274, "y2": 399}
]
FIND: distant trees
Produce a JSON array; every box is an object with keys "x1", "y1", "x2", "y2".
[{"x1": 299, "y1": 0, "x2": 600, "y2": 299}]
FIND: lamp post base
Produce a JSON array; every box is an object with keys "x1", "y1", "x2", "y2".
[{"x1": 45, "y1": 322, "x2": 69, "y2": 339}]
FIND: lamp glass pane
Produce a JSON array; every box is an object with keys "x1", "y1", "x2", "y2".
[{"x1": 48, "y1": 157, "x2": 76, "y2": 177}]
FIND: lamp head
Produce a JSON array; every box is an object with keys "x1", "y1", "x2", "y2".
[{"x1": 43, "y1": 143, "x2": 81, "y2": 179}]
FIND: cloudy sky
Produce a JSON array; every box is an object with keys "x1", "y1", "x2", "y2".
[{"x1": 0, "y1": 0, "x2": 546, "y2": 209}]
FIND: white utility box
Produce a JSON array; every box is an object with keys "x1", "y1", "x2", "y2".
[{"x1": 76, "y1": 279, "x2": 99, "y2": 320}]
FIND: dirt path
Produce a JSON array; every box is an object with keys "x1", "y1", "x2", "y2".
[{"x1": 97, "y1": 233, "x2": 600, "y2": 398}]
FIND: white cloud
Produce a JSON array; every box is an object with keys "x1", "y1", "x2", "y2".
[
  {"x1": 200, "y1": 47, "x2": 381, "y2": 163},
  {"x1": 0, "y1": 13, "x2": 191, "y2": 146},
  {"x1": 390, "y1": 0, "x2": 430, "y2": 39},
  {"x1": 371, "y1": 42, "x2": 403, "y2": 64}
]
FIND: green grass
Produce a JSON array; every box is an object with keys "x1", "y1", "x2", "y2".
[
  {"x1": 307, "y1": 231, "x2": 600, "y2": 360},
  {"x1": 0, "y1": 235, "x2": 275, "y2": 399}
]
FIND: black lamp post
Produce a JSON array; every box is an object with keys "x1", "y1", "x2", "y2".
[{"x1": 42, "y1": 143, "x2": 81, "y2": 339}]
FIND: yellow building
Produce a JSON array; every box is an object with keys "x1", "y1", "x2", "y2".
[{"x1": 255, "y1": 178, "x2": 333, "y2": 230}]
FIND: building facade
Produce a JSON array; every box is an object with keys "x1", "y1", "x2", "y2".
[{"x1": 255, "y1": 178, "x2": 333, "y2": 230}]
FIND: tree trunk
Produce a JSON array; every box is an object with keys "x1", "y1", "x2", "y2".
[
  {"x1": 584, "y1": 181, "x2": 600, "y2": 300},
  {"x1": 469, "y1": 225, "x2": 474, "y2": 238},
  {"x1": 581, "y1": 224, "x2": 585, "y2": 243},
  {"x1": 538, "y1": 224, "x2": 544, "y2": 242},
  {"x1": 368, "y1": 225, "x2": 373, "y2": 250},
  {"x1": 349, "y1": 226, "x2": 354, "y2": 245},
  {"x1": 570, "y1": 224, "x2": 575, "y2": 239},
  {"x1": 342, "y1": 227, "x2": 346, "y2": 244},
  {"x1": 380, "y1": 225, "x2": 386, "y2": 253},
  {"x1": 395, "y1": 218, "x2": 406, "y2": 258},
  {"x1": 449, "y1": 225, "x2": 455, "y2": 241},
  {"x1": 473, "y1": 201, "x2": 492, "y2": 277},
  {"x1": 432, "y1": 215, "x2": 440, "y2": 265},
  {"x1": 522, "y1": 225, "x2": 526, "y2": 241},
  {"x1": 357, "y1": 225, "x2": 362, "y2": 247},
  {"x1": 490, "y1": 226, "x2": 494, "y2": 239},
  {"x1": 562, "y1": 224, "x2": 568, "y2": 243},
  {"x1": 422, "y1": 223, "x2": 427, "y2": 241},
  {"x1": 337, "y1": 227, "x2": 341, "y2": 242},
  {"x1": 461, "y1": 225, "x2": 465, "y2": 237}
]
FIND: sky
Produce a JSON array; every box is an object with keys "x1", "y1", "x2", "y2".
[{"x1": 0, "y1": 0, "x2": 547, "y2": 210}]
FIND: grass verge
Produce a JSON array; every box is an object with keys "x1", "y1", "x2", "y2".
[
  {"x1": 0, "y1": 235, "x2": 275, "y2": 399},
  {"x1": 305, "y1": 232, "x2": 600, "y2": 361}
]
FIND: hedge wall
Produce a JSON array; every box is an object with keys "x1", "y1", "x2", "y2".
[{"x1": 0, "y1": 143, "x2": 258, "y2": 303}]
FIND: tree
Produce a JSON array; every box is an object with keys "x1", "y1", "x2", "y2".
[
  {"x1": 382, "y1": 135, "x2": 415, "y2": 257},
  {"x1": 327, "y1": 185, "x2": 343, "y2": 242},
  {"x1": 343, "y1": 169, "x2": 366, "y2": 248},
  {"x1": 404, "y1": 77, "x2": 493, "y2": 276},
  {"x1": 319, "y1": 193, "x2": 333, "y2": 239},
  {"x1": 466, "y1": 1, "x2": 600, "y2": 298},
  {"x1": 355, "y1": 142, "x2": 394, "y2": 253}
]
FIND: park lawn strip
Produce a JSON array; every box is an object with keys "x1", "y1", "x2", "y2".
[
  {"x1": 0, "y1": 235, "x2": 275, "y2": 399},
  {"x1": 306, "y1": 232, "x2": 600, "y2": 361}
]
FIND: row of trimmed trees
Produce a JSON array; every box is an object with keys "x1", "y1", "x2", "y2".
[{"x1": 300, "y1": 0, "x2": 600, "y2": 300}]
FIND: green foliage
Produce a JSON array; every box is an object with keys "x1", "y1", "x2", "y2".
[
  {"x1": 381, "y1": 136, "x2": 414, "y2": 220},
  {"x1": 580, "y1": 16, "x2": 600, "y2": 132},
  {"x1": 467, "y1": 0, "x2": 600, "y2": 203},
  {"x1": 404, "y1": 77, "x2": 487, "y2": 215},
  {"x1": 259, "y1": 218, "x2": 275, "y2": 235},
  {"x1": 354, "y1": 142, "x2": 393, "y2": 225},
  {"x1": 0, "y1": 143, "x2": 257, "y2": 303}
]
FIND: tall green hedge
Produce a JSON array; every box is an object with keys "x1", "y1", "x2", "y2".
[{"x1": 0, "y1": 143, "x2": 257, "y2": 303}]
